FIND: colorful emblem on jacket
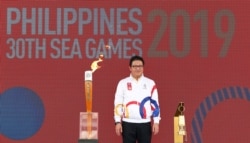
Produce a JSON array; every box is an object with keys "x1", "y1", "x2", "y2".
[{"x1": 127, "y1": 82, "x2": 132, "y2": 90}]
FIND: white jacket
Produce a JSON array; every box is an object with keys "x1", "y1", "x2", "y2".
[{"x1": 114, "y1": 74, "x2": 161, "y2": 123}]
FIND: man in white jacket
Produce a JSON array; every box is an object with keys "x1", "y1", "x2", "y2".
[{"x1": 114, "y1": 55, "x2": 161, "y2": 143}]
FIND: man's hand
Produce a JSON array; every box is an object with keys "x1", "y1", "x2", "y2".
[
  {"x1": 115, "y1": 123, "x2": 122, "y2": 136},
  {"x1": 152, "y1": 123, "x2": 159, "y2": 135}
]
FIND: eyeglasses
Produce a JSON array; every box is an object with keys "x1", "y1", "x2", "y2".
[{"x1": 131, "y1": 65, "x2": 144, "y2": 68}]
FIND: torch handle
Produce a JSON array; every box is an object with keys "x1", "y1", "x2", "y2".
[
  {"x1": 85, "y1": 80, "x2": 93, "y2": 112},
  {"x1": 85, "y1": 80, "x2": 93, "y2": 138}
]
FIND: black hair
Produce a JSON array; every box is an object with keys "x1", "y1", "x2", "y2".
[{"x1": 129, "y1": 55, "x2": 144, "y2": 67}]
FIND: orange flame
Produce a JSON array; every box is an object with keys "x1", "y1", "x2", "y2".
[{"x1": 90, "y1": 54, "x2": 104, "y2": 73}]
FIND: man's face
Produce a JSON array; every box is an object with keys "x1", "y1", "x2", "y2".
[{"x1": 129, "y1": 60, "x2": 144, "y2": 79}]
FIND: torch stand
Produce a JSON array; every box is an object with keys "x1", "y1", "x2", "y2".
[
  {"x1": 78, "y1": 112, "x2": 98, "y2": 143},
  {"x1": 174, "y1": 102, "x2": 186, "y2": 143},
  {"x1": 79, "y1": 56, "x2": 104, "y2": 143}
]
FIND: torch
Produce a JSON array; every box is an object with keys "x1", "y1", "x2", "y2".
[
  {"x1": 174, "y1": 102, "x2": 187, "y2": 143},
  {"x1": 85, "y1": 54, "x2": 103, "y2": 139}
]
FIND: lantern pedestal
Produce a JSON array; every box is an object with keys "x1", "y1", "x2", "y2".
[
  {"x1": 78, "y1": 139, "x2": 98, "y2": 143},
  {"x1": 78, "y1": 112, "x2": 98, "y2": 143}
]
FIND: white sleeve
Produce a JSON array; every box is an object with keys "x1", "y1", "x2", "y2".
[
  {"x1": 151, "y1": 83, "x2": 161, "y2": 123},
  {"x1": 114, "y1": 81, "x2": 124, "y2": 122}
]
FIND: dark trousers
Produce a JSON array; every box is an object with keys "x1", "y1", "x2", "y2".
[{"x1": 122, "y1": 121, "x2": 152, "y2": 143}]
